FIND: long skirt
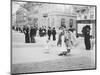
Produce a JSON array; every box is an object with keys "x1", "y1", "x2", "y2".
[
  {"x1": 59, "y1": 36, "x2": 67, "y2": 52},
  {"x1": 84, "y1": 38, "x2": 91, "y2": 50},
  {"x1": 25, "y1": 34, "x2": 30, "y2": 43},
  {"x1": 65, "y1": 39, "x2": 72, "y2": 49},
  {"x1": 57, "y1": 35, "x2": 62, "y2": 46},
  {"x1": 30, "y1": 35, "x2": 35, "y2": 43}
]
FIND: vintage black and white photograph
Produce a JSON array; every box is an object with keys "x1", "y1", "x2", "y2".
[{"x1": 11, "y1": 0, "x2": 96, "y2": 74}]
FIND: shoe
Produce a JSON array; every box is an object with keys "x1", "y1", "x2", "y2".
[{"x1": 58, "y1": 53, "x2": 63, "y2": 56}]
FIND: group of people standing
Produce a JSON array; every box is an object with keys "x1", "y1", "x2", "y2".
[
  {"x1": 23, "y1": 25, "x2": 57, "y2": 43},
  {"x1": 23, "y1": 26, "x2": 37, "y2": 43},
  {"x1": 12, "y1": 24, "x2": 93, "y2": 56},
  {"x1": 39, "y1": 26, "x2": 47, "y2": 37},
  {"x1": 38, "y1": 26, "x2": 57, "y2": 41},
  {"x1": 57, "y1": 27, "x2": 76, "y2": 56},
  {"x1": 47, "y1": 27, "x2": 56, "y2": 41}
]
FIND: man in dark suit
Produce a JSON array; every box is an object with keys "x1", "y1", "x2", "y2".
[
  {"x1": 39, "y1": 27, "x2": 45, "y2": 37},
  {"x1": 30, "y1": 26, "x2": 37, "y2": 43},
  {"x1": 52, "y1": 27, "x2": 56, "y2": 41},
  {"x1": 23, "y1": 26, "x2": 30, "y2": 43},
  {"x1": 47, "y1": 27, "x2": 52, "y2": 40}
]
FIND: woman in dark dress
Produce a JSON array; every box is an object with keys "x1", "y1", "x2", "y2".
[
  {"x1": 23, "y1": 26, "x2": 30, "y2": 43},
  {"x1": 82, "y1": 25, "x2": 91, "y2": 50},
  {"x1": 39, "y1": 27, "x2": 42, "y2": 37},
  {"x1": 30, "y1": 26, "x2": 37, "y2": 43},
  {"x1": 47, "y1": 27, "x2": 52, "y2": 40}
]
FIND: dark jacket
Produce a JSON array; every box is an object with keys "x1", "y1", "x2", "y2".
[
  {"x1": 30, "y1": 27, "x2": 37, "y2": 37},
  {"x1": 48, "y1": 29, "x2": 52, "y2": 36},
  {"x1": 52, "y1": 29, "x2": 56, "y2": 35}
]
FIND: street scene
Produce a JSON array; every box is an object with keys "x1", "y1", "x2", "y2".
[{"x1": 11, "y1": 0, "x2": 96, "y2": 74}]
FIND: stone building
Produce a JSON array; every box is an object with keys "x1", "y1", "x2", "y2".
[
  {"x1": 73, "y1": 6, "x2": 96, "y2": 37},
  {"x1": 14, "y1": 2, "x2": 96, "y2": 37},
  {"x1": 16, "y1": 7, "x2": 28, "y2": 26},
  {"x1": 24, "y1": 3, "x2": 77, "y2": 29}
]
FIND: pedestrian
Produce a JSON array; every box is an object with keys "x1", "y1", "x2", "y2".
[
  {"x1": 64, "y1": 30, "x2": 72, "y2": 54},
  {"x1": 30, "y1": 26, "x2": 37, "y2": 43},
  {"x1": 52, "y1": 27, "x2": 56, "y2": 41},
  {"x1": 57, "y1": 27, "x2": 64, "y2": 46},
  {"x1": 68, "y1": 29, "x2": 76, "y2": 46},
  {"x1": 39, "y1": 27, "x2": 42, "y2": 37},
  {"x1": 59, "y1": 29, "x2": 72, "y2": 56},
  {"x1": 82, "y1": 25, "x2": 91, "y2": 50},
  {"x1": 42, "y1": 26, "x2": 46, "y2": 36},
  {"x1": 44, "y1": 27, "x2": 47, "y2": 36},
  {"x1": 47, "y1": 27, "x2": 52, "y2": 40},
  {"x1": 23, "y1": 26, "x2": 30, "y2": 43},
  {"x1": 70, "y1": 30, "x2": 78, "y2": 47},
  {"x1": 34, "y1": 26, "x2": 37, "y2": 36}
]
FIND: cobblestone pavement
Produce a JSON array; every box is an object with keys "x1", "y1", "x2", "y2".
[{"x1": 11, "y1": 30, "x2": 96, "y2": 74}]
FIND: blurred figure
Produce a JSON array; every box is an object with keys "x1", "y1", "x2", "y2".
[
  {"x1": 16, "y1": 26, "x2": 18, "y2": 31},
  {"x1": 23, "y1": 26, "x2": 30, "y2": 43},
  {"x1": 47, "y1": 27, "x2": 52, "y2": 40},
  {"x1": 57, "y1": 27, "x2": 64, "y2": 46},
  {"x1": 64, "y1": 29, "x2": 72, "y2": 54},
  {"x1": 39, "y1": 27, "x2": 42, "y2": 37},
  {"x1": 42, "y1": 26, "x2": 46, "y2": 36},
  {"x1": 82, "y1": 25, "x2": 91, "y2": 50},
  {"x1": 39, "y1": 26, "x2": 46, "y2": 37},
  {"x1": 58, "y1": 29, "x2": 72, "y2": 56},
  {"x1": 52, "y1": 27, "x2": 56, "y2": 41},
  {"x1": 68, "y1": 29, "x2": 77, "y2": 46},
  {"x1": 30, "y1": 26, "x2": 37, "y2": 43},
  {"x1": 12, "y1": 26, "x2": 14, "y2": 30}
]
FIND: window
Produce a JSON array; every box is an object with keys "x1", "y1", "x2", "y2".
[
  {"x1": 69, "y1": 19, "x2": 73, "y2": 28},
  {"x1": 61, "y1": 18, "x2": 66, "y2": 28}
]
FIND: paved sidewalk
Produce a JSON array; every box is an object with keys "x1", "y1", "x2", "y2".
[{"x1": 12, "y1": 30, "x2": 96, "y2": 74}]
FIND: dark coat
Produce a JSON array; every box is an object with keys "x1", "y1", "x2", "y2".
[
  {"x1": 23, "y1": 27, "x2": 30, "y2": 43},
  {"x1": 82, "y1": 25, "x2": 91, "y2": 50},
  {"x1": 48, "y1": 29, "x2": 52, "y2": 36},
  {"x1": 52, "y1": 29, "x2": 56, "y2": 35},
  {"x1": 30, "y1": 28, "x2": 37, "y2": 37}
]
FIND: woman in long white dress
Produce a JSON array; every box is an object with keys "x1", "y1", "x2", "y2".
[
  {"x1": 57, "y1": 28, "x2": 63, "y2": 46},
  {"x1": 58, "y1": 29, "x2": 72, "y2": 56}
]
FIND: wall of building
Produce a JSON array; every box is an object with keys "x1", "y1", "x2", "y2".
[{"x1": 14, "y1": 2, "x2": 95, "y2": 38}]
